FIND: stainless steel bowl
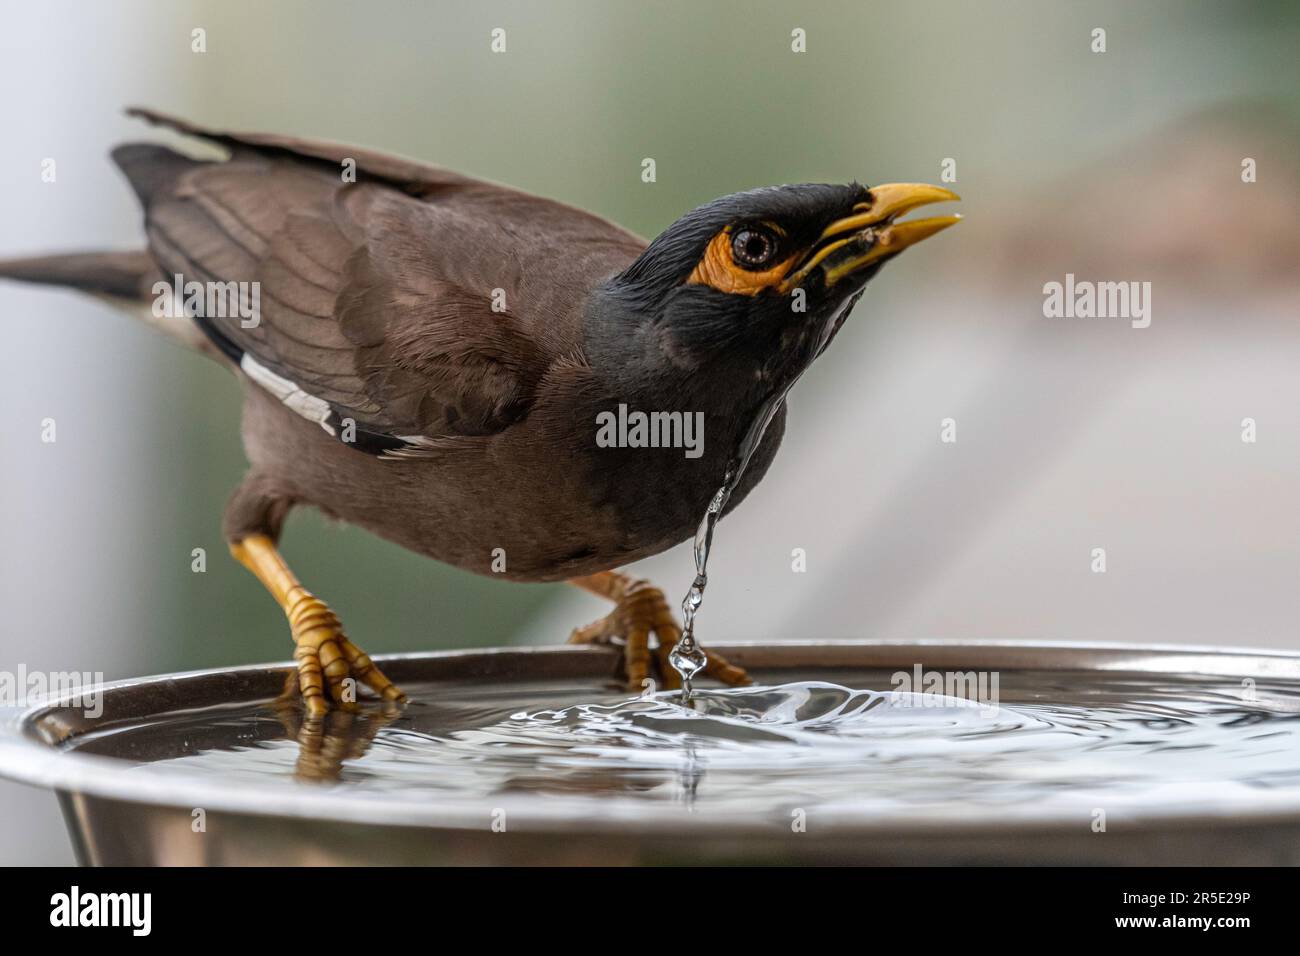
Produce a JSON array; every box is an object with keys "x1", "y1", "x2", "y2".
[{"x1": 3, "y1": 641, "x2": 1299, "y2": 865}]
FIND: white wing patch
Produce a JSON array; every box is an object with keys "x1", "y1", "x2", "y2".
[
  {"x1": 239, "y1": 354, "x2": 336, "y2": 436},
  {"x1": 238, "y1": 354, "x2": 476, "y2": 459}
]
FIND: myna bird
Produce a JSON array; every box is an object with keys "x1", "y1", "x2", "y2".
[{"x1": 0, "y1": 109, "x2": 959, "y2": 715}]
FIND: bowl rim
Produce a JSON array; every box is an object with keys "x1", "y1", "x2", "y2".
[{"x1": 3, "y1": 639, "x2": 1300, "y2": 837}]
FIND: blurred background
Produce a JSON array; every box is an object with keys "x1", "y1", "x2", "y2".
[{"x1": 2, "y1": 0, "x2": 1298, "y2": 863}]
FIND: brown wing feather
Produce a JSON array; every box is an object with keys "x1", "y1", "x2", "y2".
[
  {"x1": 116, "y1": 110, "x2": 646, "y2": 452},
  {"x1": 336, "y1": 199, "x2": 549, "y2": 436},
  {"x1": 126, "y1": 106, "x2": 482, "y2": 191}
]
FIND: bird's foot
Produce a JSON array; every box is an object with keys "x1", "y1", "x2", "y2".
[
  {"x1": 567, "y1": 576, "x2": 751, "y2": 692},
  {"x1": 283, "y1": 587, "x2": 407, "y2": 717}
]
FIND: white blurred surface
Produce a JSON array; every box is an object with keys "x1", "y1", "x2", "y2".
[{"x1": 0, "y1": 3, "x2": 190, "y2": 866}]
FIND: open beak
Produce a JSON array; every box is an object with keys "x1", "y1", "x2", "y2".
[{"x1": 780, "y1": 183, "x2": 961, "y2": 292}]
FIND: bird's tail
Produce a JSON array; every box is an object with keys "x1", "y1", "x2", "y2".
[
  {"x1": 0, "y1": 249, "x2": 217, "y2": 356},
  {"x1": 0, "y1": 249, "x2": 156, "y2": 299}
]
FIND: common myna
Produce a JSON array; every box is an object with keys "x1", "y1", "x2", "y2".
[{"x1": 0, "y1": 109, "x2": 959, "y2": 714}]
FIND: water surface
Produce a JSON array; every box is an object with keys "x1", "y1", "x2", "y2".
[{"x1": 67, "y1": 668, "x2": 1300, "y2": 819}]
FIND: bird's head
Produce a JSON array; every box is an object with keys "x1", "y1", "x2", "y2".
[{"x1": 602, "y1": 181, "x2": 960, "y2": 386}]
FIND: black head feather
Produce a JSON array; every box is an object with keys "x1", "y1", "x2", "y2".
[
  {"x1": 586, "y1": 181, "x2": 890, "y2": 421},
  {"x1": 611, "y1": 182, "x2": 868, "y2": 310}
]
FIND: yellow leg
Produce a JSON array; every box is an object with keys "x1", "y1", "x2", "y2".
[
  {"x1": 230, "y1": 534, "x2": 406, "y2": 717},
  {"x1": 568, "y1": 570, "x2": 751, "y2": 692}
]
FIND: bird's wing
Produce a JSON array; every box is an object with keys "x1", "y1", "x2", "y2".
[{"x1": 117, "y1": 110, "x2": 644, "y2": 456}]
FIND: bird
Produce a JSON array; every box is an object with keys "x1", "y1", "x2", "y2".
[{"x1": 0, "y1": 109, "x2": 959, "y2": 716}]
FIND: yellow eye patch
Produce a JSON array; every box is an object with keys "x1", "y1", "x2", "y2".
[{"x1": 686, "y1": 227, "x2": 799, "y2": 296}]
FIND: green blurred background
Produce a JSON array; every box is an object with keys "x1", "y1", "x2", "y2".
[{"x1": 2, "y1": 0, "x2": 1299, "y2": 863}]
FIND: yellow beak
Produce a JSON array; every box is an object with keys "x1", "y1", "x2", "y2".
[{"x1": 780, "y1": 183, "x2": 961, "y2": 292}]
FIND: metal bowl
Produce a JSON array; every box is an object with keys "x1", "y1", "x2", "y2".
[{"x1": 3, "y1": 641, "x2": 1300, "y2": 865}]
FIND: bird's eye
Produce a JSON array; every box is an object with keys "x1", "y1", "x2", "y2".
[{"x1": 730, "y1": 227, "x2": 780, "y2": 270}]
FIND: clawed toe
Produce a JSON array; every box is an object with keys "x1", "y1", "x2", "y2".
[
  {"x1": 568, "y1": 573, "x2": 752, "y2": 692},
  {"x1": 231, "y1": 534, "x2": 406, "y2": 717}
]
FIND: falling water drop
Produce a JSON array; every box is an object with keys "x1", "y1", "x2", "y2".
[
  {"x1": 670, "y1": 393, "x2": 788, "y2": 701},
  {"x1": 666, "y1": 295, "x2": 857, "y2": 701}
]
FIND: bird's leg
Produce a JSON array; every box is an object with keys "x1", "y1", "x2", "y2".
[
  {"x1": 229, "y1": 534, "x2": 406, "y2": 717},
  {"x1": 567, "y1": 570, "x2": 751, "y2": 692}
]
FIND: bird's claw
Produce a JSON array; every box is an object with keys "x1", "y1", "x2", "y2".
[
  {"x1": 283, "y1": 588, "x2": 406, "y2": 716},
  {"x1": 567, "y1": 577, "x2": 751, "y2": 692}
]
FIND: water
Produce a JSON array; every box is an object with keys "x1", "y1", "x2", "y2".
[
  {"x1": 68, "y1": 670, "x2": 1300, "y2": 818},
  {"x1": 672, "y1": 393, "x2": 789, "y2": 697},
  {"x1": 669, "y1": 290, "x2": 857, "y2": 695},
  {"x1": 669, "y1": 479, "x2": 728, "y2": 694}
]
